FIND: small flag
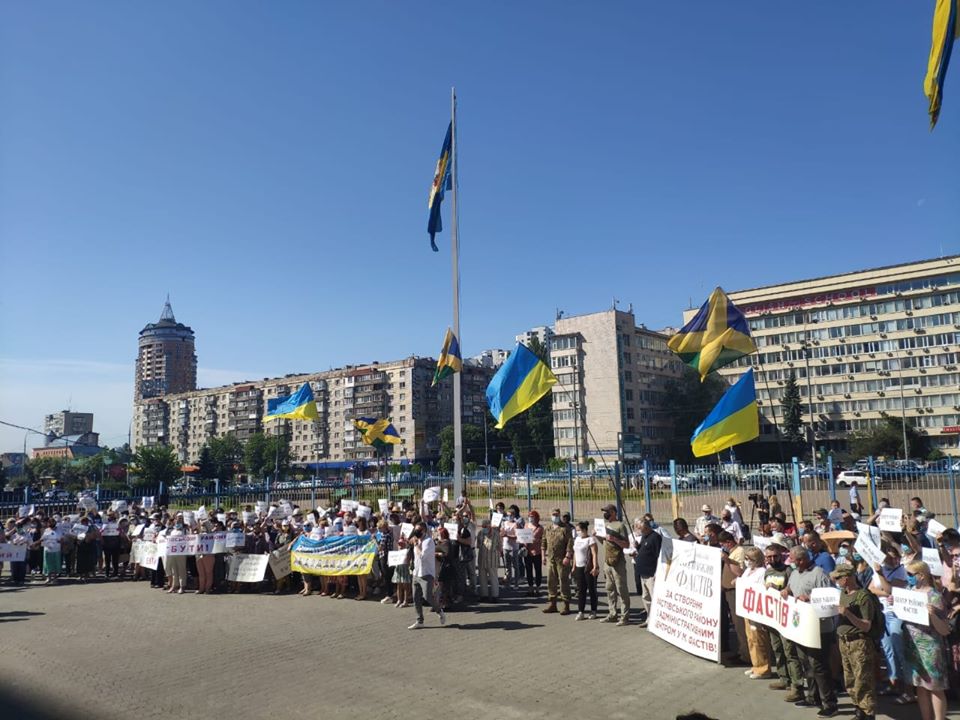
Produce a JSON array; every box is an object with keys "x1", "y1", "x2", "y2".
[
  {"x1": 263, "y1": 383, "x2": 319, "y2": 423},
  {"x1": 427, "y1": 123, "x2": 453, "y2": 252},
  {"x1": 925, "y1": 0, "x2": 959, "y2": 129},
  {"x1": 486, "y1": 343, "x2": 557, "y2": 430},
  {"x1": 353, "y1": 417, "x2": 401, "y2": 447},
  {"x1": 667, "y1": 287, "x2": 757, "y2": 381},
  {"x1": 690, "y1": 369, "x2": 759, "y2": 457},
  {"x1": 432, "y1": 328, "x2": 463, "y2": 386}
]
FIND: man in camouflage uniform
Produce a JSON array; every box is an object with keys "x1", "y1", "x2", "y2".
[
  {"x1": 542, "y1": 508, "x2": 574, "y2": 615},
  {"x1": 833, "y1": 564, "x2": 878, "y2": 720}
]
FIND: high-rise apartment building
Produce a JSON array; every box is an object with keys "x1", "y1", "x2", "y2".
[
  {"x1": 717, "y1": 256, "x2": 960, "y2": 457},
  {"x1": 135, "y1": 298, "x2": 197, "y2": 401},
  {"x1": 549, "y1": 308, "x2": 684, "y2": 464},
  {"x1": 515, "y1": 325, "x2": 554, "y2": 348},
  {"x1": 44, "y1": 411, "x2": 94, "y2": 438}
]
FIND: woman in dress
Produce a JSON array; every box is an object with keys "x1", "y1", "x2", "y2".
[
  {"x1": 164, "y1": 514, "x2": 189, "y2": 594},
  {"x1": 39, "y1": 518, "x2": 62, "y2": 584},
  {"x1": 903, "y1": 560, "x2": 951, "y2": 720},
  {"x1": 392, "y1": 530, "x2": 413, "y2": 608}
]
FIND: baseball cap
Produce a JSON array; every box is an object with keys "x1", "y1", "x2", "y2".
[{"x1": 600, "y1": 503, "x2": 617, "y2": 515}]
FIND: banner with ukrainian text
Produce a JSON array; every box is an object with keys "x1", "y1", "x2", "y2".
[
  {"x1": 290, "y1": 534, "x2": 377, "y2": 576},
  {"x1": 735, "y1": 580, "x2": 821, "y2": 649}
]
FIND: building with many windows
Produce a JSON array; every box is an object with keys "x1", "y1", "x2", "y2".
[
  {"x1": 135, "y1": 298, "x2": 197, "y2": 401},
  {"x1": 44, "y1": 411, "x2": 94, "y2": 439},
  {"x1": 548, "y1": 308, "x2": 684, "y2": 464},
  {"x1": 718, "y1": 256, "x2": 960, "y2": 457}
]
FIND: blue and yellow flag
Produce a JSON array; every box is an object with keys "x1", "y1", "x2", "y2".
[
  {"x1": 926, "y1": 0, "x2": 959, "y2": 129},
  {"x1": 432, "y1": 328, "x2": 463, "y2": 386},
  {"x1": 263, "y1": 382, "x2": 319, "y2": 423},
  {"x1": 691, "y1": 369, "x2": 759, "y2": 457},
  {"x1": 427, "y1": 123, "x2": 453, "y2": 252},
  {"x1": 667, "y1": 287, "x2": 757, "y2": 381},
  {"x1": 353, "y1": 417, "x2": 401, "y2": 447},
  {"x1": 486, "y1": 343, "x2": 557, "y2": 429}
]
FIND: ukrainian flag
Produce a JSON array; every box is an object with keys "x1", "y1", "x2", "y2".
[
  {"x1": 486, "y1": 343, "x2": 557, "y2": 429},
  {"x1": 925, "y1": 0, "x2": 958, "y2": 129},
  {"x1": 690, "y1": 369, "x2": 759, "y2": 457},
  {"x1": 432, "y1": 328, "x2": 463, "y2": 386},
  {"x1": 427, "y1": 123, "x2": 452, "y2": 252},
  {"x1": 353, "y1": 417, "x2": 401, "y2": 447},
  {"x1": 263, "y1": 382, "x2": 319, "y2": 423},
  {"x1": 668, "y1": 287, "x2": 757, "y2": 381}
]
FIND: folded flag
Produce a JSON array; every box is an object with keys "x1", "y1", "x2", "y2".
[
  {"x1": 263, "y1": 382, "x2": 319, "y2": 423},
  {"x1": 668, "y1": 287, "x2": 757, "y2": 381},
  {"x1": 690, "y1": 369, "x2": 759, "y2": 457},
  {"x1": 353, "y1": 417, "x2": 401, "y2": 446},
  {"x1": 432, "y1": 328, "x2": 463, "y2": 386},
  {"x1": 925, "y1": 0, "x2": 959, "y2": 129},
  {"x1": 427, "y1": 123, "x2": 453, "y2": 252},
  {"x1": 486, "y1": 343, "x2": 557, "y2": 430}
]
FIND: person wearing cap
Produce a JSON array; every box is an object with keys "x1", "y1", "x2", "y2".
[
  {"x1": 475, "y1": 516, "x2": 500, "y2": 602},
  {"x1": 833, "y1": 563, "x2": 879, "y2": 720},
  {"x1": 596, "y1": 504, "x2": 630, "y2": 626},
  {"x1": 694, "y1": 505, "x2": 720, "y2": 538},
  {"x1": 541, "y1": 508, "x2": 574, "y2": 615}
]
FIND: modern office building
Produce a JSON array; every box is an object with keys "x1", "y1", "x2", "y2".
[
  {"x1": 717, "y1": 256, "x2": 960, "y2": 457},
  {"x1": 135, "y1": 298, "x2": 197, "y2": 401},
  {"x1": 44, "y1": 411, "x2": 94, "y2": 439},
  {"x1": 549, "y1": 307, "x2": 685, "y2": 464}
]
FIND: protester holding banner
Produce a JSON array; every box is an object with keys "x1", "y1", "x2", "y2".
[
  {"x1": 902, "y1": 560, "x2": 951, "y2": 720},
  {"x1": 761, "y1": 543, "x2": 803, "y2": 696},
  {"x1": 163, "y1": 515, "x2": 189, "y2": 594},
  {"x1": 738, "y1": 547, "x2": 773, "y2": 679},
  {"x1": 719, "y1": 531, "x2": 749, "y2": 666}
]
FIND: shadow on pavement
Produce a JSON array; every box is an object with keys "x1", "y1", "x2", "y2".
[
  {"x1": 0, "y1": 610, "x2": 45, "y2": 623},
  {"x1": 0, "y1": 685, "x2": 72, "y2": 720},
  {"x1": 455, "y1": 620, "x2": 544, "y2": 630}
]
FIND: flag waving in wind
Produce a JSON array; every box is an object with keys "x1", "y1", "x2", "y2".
[
  {"x1": 925, "y1": 0, "x2": 959, "y2": 129},
  {"x1": 427, "y1": 123, "x2": 453, "y2": 251},
  {"x1": 432, "y1": 328, "x2": 463, "y2": 386},
  {"x1": 667, "y1": 287, "x2": 757, "y2": 381},
  {"x1": 486, "y1": 343, "x2": 557, "y2": 429},
  {"x1": 690, "y1": 369, "x2": 759, "y2": 457},
  {"x1": 353, "y1": 418, "x2": 401, "y2": 447},
  {"x1": 263, "y1": 383, "x2": 319, "y2": 423}
]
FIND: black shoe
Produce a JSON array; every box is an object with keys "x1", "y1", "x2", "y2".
[
  {"x1": 794, "y1": 699, "x2": 819, "y2": 708},
  {"x1": 816, "y1": 707, "x2": 838, "y2": 718}
]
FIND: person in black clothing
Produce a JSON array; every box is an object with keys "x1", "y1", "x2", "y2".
[{"x1": 631, "y1": 518, "x2": 661, "y2": 628}]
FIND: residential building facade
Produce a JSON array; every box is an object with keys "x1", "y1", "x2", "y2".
[
  {"x1": 44, "y1": 411, "x2": 94, "y2": 439},
  {"x1": 135, "y1": 299, "x2": 197, "y2": 401}
]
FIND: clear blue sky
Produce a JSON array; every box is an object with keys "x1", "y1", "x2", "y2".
[{"x1": 1, "y1": 2, "x2": 957, "y2": 452}]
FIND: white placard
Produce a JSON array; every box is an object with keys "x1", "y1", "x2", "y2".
[
  {"x1": 923, "y1": 547, "x2": 944, "y2": 576},
  {"x1": 143, "y1": 527, "x2": 157, "y2": 542},
  {"x1": 856, "y1": 522, "x2": 881, "y2": 545},
  {"x1": 490, "y1": 512, "x2": 503, "y2": 528},
  {"x1": 378, "y1": 499, "x2": 389, "y2": 514},
  {"x1": 225, "y1": 531, "x2": 246, "y2": 548},
  {"x1": 182, "y1": 511, "x2": 196, "y2": 527},
  {"x1": 131, "y1": 523, "x2": 146, "y2": 537},
  {"x1": 878, "y1": 508, "x2": 903, "y2": 533},
  {"x1": 78, "y1": 497, "x2": 96, "y2": 511},
  {"x1": 356, "y1": 505, "x2": 372, "y2": 520},
  {"x1": 196, "y1": 506, "x2": 208, "y2": 522},
  {"x1": 210, "y1": 532, "x2": 227, "y2": 553},
  {"x1": 242, "y1": 511, "x2": 256, "y2": 526},
  {"x1": 142, "y1": 496, "x2": 155, "y2": 509},
  {"x1": 892, "y1": 587, "x2": 930, "y2": 626},
  {"x1": 735, "y1": 579, "x2": 822, "y2": 649},
  {"x1": 442, "y1": 488, "x2": 449, "y2": 502},
  {"x1": 216, "y1": 513, "x2": 226, "y2": 524},
  {"x1": 255, "y1": 501, "x2": 268, "y2": 514},
  {"x1": 18, "y1": 504, "x2": 34, "y2": 518},
  {"x1": 110, "y1": 500, "x2": 128, "y2": 513},
  {"x1": 269, "y1": 546, "x2": 292, "y2": 580},
  {"x1": 165, "y1": 534, "x2": 200, "y2": 556},
  {"x1": 0, "y1": 544, "x2": 27, "y2": 562},
  {"x1": 444, "y1": 522, "x2": 460, "y2": 537},
  {"x1": 516, "y1": 527, "x2": 535, "y2": 544},
  {"x1": 388, "y1": 549, "x2": 409, "y2": 567},
  {"x1": 810, "y1": 587, "x2": 842, "y2": 618},
  {"x1": 138, "y1": 541, "x2": 160, "y2": 570},
  {"x1": 927, "y1": 518, "x2": 948, "y2": 538},
  {"x1": 854, "y1": 532, "x2": 886, "y2": 568},
  {"x1": 101, "y1": 523, "x2": 120, "y2": 537},
  {"x1": 227, "y1": 553, "x2": 269, "y2": 582},
  {"x1": 400, "y1": 522, "x2": 414, "y2": 539},
  {"x1": 279, "y1": 500, "x2": 294, "y2": 517},
  {"x1": 423, "y1": 487, "x2": 440, "y2": 503},
  {"x1": 593, "y1": 518, "x2": 607, "y2": 538},
  {"x1": 752, "y1": 535, "x2": 773, "y2": 551},
  {"x1": 339, "y1": 499, "x2": 357, "y2": 512}
]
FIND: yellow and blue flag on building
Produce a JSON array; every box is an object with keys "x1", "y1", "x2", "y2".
[
  {"x1": 926, "y1": 0, "x2": 959, "y2": 129},
  {"x1": 690, "y1": 369, "x2": 759, "y2": 457},
  {"x1": 353, "y1": 417, "x2": 401, "y2": 447},
  {"x1": 486, "y1": 343, "x2": 557, "y2": 429},
  {"x1": 263, "y1": 382, "x2": 319, "y2": 423},
  {"x1": 427, "y1": 123, "x2": 453, "y2": 252},
  {"x1": 667, "y1": 287, "x2": 757, "y2": 381},
  {"x1": 432, "y1": 328, "x2": 463, "y2": 386}
]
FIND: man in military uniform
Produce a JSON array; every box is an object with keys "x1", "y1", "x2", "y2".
[
  {"x1": 833, "y1": 564, "x2": 878, "y2": 720},
  {"x1": 597, "y1": 503, "x2": 632, "y2": 626},
  {"x1": 542, "y1": 508, "x2": 574, "y2": 615}
]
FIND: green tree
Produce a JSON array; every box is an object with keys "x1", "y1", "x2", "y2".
[
  {"x1": 439, "y1": 423, "x2": 489, "y2": 473},
  {"x1": 196, "y1": 446, "x2": 218, "y2": 481},
  {"x1": 780, "y1": 370, "x2": 805, "y2": 449},
  {"x1": 244, "y1": 432, "x2": 290, "y2": 481},
  {"x1": 849, "y1": 412, "x2": 929, "y2": 460},
  {"x1": 659, "y1": 367, "x2": 729, "y2": 462},
  {"x1": 132, "y1": 445, "x2": 180, "y2": 488},
  {"x1": 208, "y1": 434, "x2": 244, "y2": 483}
]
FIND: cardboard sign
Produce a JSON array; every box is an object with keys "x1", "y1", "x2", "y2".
[
  {"x1": 182, "y1": 511, "x2": 196, "y2": 527},
  {"x1": 856, "y1": 522, "x2": 881, "y2": 545},
  {"x1": 356, "y1": 505, "x2": 372, "y2": 520},
  {"x1": 442, "y1": 488, "x2": 449, "y2": 503},
  {"x1": 110, "y1": 500, "x2": 128, "y2": 513},
  {"x1": 18, "y1": 505, "x2": 34, "y2": 518},
  {"x1": 892, "y1": 587, "x2": 929, "y2": 626},
  {"x1": 340, "y1": 499, "x2": 358, "y2": 512},
  {"x1": 593, "y1": 518, "x2": 607, "y2": 538},
  {"x1": 927, "y1": 518, "x2": 948, "y2": 538},
  {"x1": 444, "y1": 522, "x2": 460, "y2": 537},
  {"x1": 138, "y1": 541, "x2": 160, "y2": 570},
  {"x1": 101, "y1": 523, "x2": 120, "y2": 537},
  {"x1": 131, "y1": 523, "x2": 146, "y2": 537},
  {"x1": 196, "y1": 506, "x2": 209, "y2": 522},
  {"x1": 142, "y1": 496, "x2": 155, "y2": 509},
  {"x1": 854, "y1": 532, "x2": 886, "y2": 568},
  {"x1": 241, "y1": 512, "x2": 256, "y2": 526},
  {"x1": 165, "y1": 534, "x2": 201, "y2": 556},
  {"x1": 400, "y1": 522, "x2": 414, "y2": 539},
  {"x1": 810, "y1": 587, "x2": 842, "y2": 618},
  {"x1": 216, "y1": 513, "x2": 226, "y2": 524},
  {"x1": 388, "y1": 549, "x2": 409, "y2": 567},
  {"x1": 225, "y1": 531, "x2": 246, "y2": 548},
  {"x1": 752, "y1": 535, "x2": 773, "y2": 551},
  {"x1": 279, "y1": 500, "x2": 294, "y2": 517},
  {"x1": 490, "y1": 512, "x2": 503, "y2": 528},
  {"x1": 515, "y1": 528, "x2": 534, "y2": 544},
  {"x1": 227, "y1": 554, "x2": 269, "y2": 583},
  {"x1": 78, "y1": 497, "x2": 97, "y2": 511},
  {"x1": 269, "y1": 546, "x2": 292, "y2": 580},
  {"x1": 878, "y1": 508, "x2": 903, "y2": 533},
  {"x1": 143, "y1": 527, "x2": 158, "y2": 542},
  {"x1": 0, "y1": 544, "x2": 27, "y2": 562},
  {"x1": 923, "y1": 547, "x2": 944, "y2": 577}
]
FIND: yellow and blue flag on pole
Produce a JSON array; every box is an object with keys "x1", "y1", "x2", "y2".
[
  {"x1": 432, "y1": 328, "x2": 463, "y2": 386},
  {"x1": 263, "y1": 382, "x2": 319, "y2": 423},
  {"x1": 427, "y1": 123, "x2": 453, "y2": 252},
  {"x1": 925, "y1": 0, "x2": 959, "y2": 129},
  {"x1": 486, "y1": 343, "x2": 557, "y2": 430},
  {"x1": 353, "y1": 417, "x2": 401, "y2": 447},
  {"x1": 667, "y1": 287, "x2": 757, "y2": 381},
  {"x1": 690, "y1": 369, "x2": 759, "y2": 457}
]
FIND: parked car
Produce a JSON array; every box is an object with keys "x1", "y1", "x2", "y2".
[
  {"x1": 651, "y1": 472, "x2": 696, "y2": 490},
  {"x1": 799, "y1": 467, "x2": 830, "y2": 480},
  {"x1": 875, "y1": 463, "x2": 925, "y2": 480},
  {"x1": 742, "y1": 467, "x2": 787, "y2": 489},
  {"x1": 43, "y1": 489, "x2": 74, "y2": 502},
  {"x1": 835, "y1": 470, "x2": 875, "y2": 487}
]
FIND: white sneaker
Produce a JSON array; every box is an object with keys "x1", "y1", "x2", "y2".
[
  {"x1": 439, "y1": 609, "x2": 446, "y2": 626},
  {"x1": 744, "y1": 669, "x2": 754, "y2": 676},
  {"x1": 575, "y1": 612, "x2": 585, "y2": 621},
  {"x1": 381, "y1": 596, "x2": 393, "y2": 604},
  {"x1": 588, "y1": 612, "x2": 597, "y2": 620},
  {"x1": 408, "y1": 620, "x2": 423, "y2": 630}
]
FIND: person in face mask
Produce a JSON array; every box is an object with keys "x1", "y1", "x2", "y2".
[
  {"x1": 475, "y1": 517, "x2": 500, "y2": 602},
  {"x1": 901, "y1": 560, "x2": 951, "y2": 720},
  {"x1": 738, "y1": 547, "x2": 773, "y2": 679},
  {"x1": 523, "y1": 511, "x2": 544, "y2": 597},
  {"x1": 869, "y1": 545, "x2": 910, "y2": 703},
  {"x1": 163, "y1": 514, "x2": 189, "y2": 594},
  {"x1": 763, "y1": 544, "x2": 804, "y2": 696},
  {"x1": 499, "y1": 504, "x2": 521, "y2": 590},
  {"x1": 596, "y1": 504, "x2": 631, "y2": 626},
  {"x1": 408, "y1": 522, "x2": 445, "y2": 630},
  {"x1": 541, "y1": 508, "x2": 574, "y2": 615}
]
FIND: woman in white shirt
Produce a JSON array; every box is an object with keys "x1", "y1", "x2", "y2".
[
  {"x1": 572, "y1": 521, "x2": 599, "y2": 620},
  {"x1": 164, "y1": 514, "x2": 189, "y2": 594},
  {"x1": 39, "y1": 518, "x2": 62, "y2": 584}
]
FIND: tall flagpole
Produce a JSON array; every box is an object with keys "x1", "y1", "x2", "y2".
[{"x1": 451, "y1": 86, "x2": 463, "y2": 501}]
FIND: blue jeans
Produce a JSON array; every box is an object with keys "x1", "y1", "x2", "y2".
[{"x1": 881, "y1": 613, "x2": 905, "y2": 685}]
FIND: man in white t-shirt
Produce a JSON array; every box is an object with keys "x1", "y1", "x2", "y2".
[{"x1": 409, "y1": 522, "x2": 445, "y2": 629}]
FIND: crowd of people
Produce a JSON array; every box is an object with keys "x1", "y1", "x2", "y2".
[{"x1": 3, "y1": 489, "x2": 960, "y2": 719}]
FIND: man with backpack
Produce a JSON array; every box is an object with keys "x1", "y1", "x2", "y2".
[{"x1": 833, "y1": 564, "x2": 880, "y2": 720}]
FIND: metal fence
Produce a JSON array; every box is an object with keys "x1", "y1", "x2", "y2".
[{"x1": 4, "y1": 456, "x2": 959, "y2": 529}]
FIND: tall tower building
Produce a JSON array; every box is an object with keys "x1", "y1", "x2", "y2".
[{"x1": 135, "y1": 297, "x2": 197, "y2": 401}]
